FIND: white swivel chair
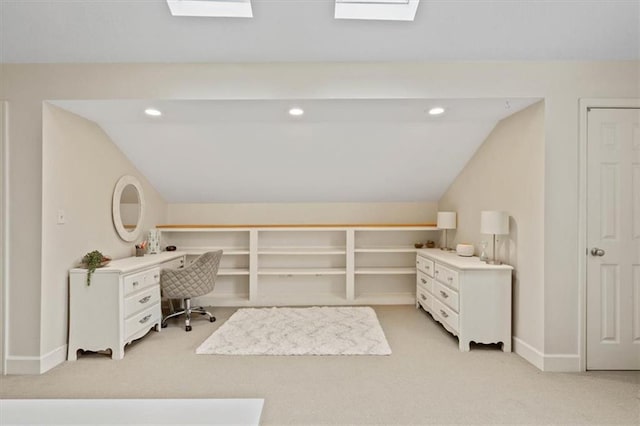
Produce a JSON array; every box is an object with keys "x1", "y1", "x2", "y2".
[{"x1": 161, "y1": 250, "x2": 222, "y2": 332}]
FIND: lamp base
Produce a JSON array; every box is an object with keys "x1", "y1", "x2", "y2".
[{"x1": 485, "y1": 259, "x2": 503, "y2": 265}]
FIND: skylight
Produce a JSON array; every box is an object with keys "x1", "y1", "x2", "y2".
[
  {"x1": 335, "y1": 0, "x2": 420, "y2": 21},
  {"x1": 166, "y1": 0, "x2": 253, "y2": 18}
]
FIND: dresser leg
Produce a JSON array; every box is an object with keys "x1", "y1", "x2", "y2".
[
  {"x1": 111, "y1": 346, "x2": 125, "y2": 360},
  {"x1": 459, "y1": 339, "x2": 470, "y2": 352},
  {"x1": 502, "y1": 339, "x2": 512, "y2": 352},
  {"x1": 67, "y1": 347, "x2": 77, "y2": 361}
]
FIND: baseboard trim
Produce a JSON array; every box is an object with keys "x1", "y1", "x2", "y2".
[
  {"x1": 513, "y1": 337, "x2": 581, "y2": 372},
  {"x1": 543, "y1": 353, "x2": 581, "y2": 372},
  {"x1": 513, "y1": 337, "x2": 544, "y2": 370},
  {"x1": 41, "y1": 344, "x2": 67, "y2": 373},
  {"x1": 6, "y1": 344, "x2": 67, "y2": 375}
]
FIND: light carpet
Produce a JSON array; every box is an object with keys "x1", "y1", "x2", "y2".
[{"x1": 196, "y1": 306, "x2": 392, "y2": 355}]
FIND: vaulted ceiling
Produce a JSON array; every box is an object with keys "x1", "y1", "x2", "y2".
[
  {"x1": 1, "y1": 0, "x2": 638, "y2": 63},
  {"x1": 51, "y1": 98, "x2": 540, "y2": 203},
  {"x1": 4, "y1": 1, "x2": 633, "y2": 203}
]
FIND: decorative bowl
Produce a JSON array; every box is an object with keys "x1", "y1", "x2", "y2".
[
  {"x1": 414, "y1": 243, "x2": 424, "y2": 249},
  {"x1": 456, "y1": 244, "x2": 474, "y2": 257}
]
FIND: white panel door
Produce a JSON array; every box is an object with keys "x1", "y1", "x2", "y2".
[{"x1": 587, "y1": 108, "x2": 640, "y2": 370}]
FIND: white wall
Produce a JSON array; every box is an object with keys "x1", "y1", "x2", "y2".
[
  {"x1": 37, "y1": 104, "x2": 168, "y2": 370},
  {"x1": 439, "y1": 101, "x2": 545, "y2": 357},
  {"x1": 168, "y1": 202, "x2": 437, "y2": 225},
  {"x1": 0, "y1": 61, "x2": 637, "y2": 372}
]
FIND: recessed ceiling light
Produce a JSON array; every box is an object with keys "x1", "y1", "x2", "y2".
[
  {"x1": 289, "y1": 107, "x2": 304, "y2": 116},
  {"x1": 428, "y1": 107, "x2": 445, "y2": 116},
  {"x1": 144, "y1": 108, "x2": 162, "y2": 117}
]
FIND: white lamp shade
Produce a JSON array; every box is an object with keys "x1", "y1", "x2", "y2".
[
  {"x1": 437, "y1": 211, "x2": 457, "y2": 229},
  {"x1": 481, "y1": 211, "x2": 509, "y2": 235}
]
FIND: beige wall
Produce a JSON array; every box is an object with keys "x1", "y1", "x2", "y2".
[
  {"x1": 168, "y1": 202, "x2": 437, "y2": 225},
  {"x1": 0, "y1": 61, "x2": 638, "y2": 372},
  {"x1": 439, "y1": 101, "x2": 545, "y2": 351},
  {"x1": 40, "y1": 104, "x2": 168, "y2": 358}
]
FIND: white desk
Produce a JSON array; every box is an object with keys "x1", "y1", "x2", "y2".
[
  {"x1": 68, "y1": 252, "x2": 186, "y2": 360},
  {"x1": 0, "y1": 399, "x2": 264, "y2": 425}
]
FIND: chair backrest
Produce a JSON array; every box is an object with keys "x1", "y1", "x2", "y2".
[{"x1": 161, "y1": 250, "x2": 223, "y2": 299}]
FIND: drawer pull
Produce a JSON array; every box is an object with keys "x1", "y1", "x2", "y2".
[
  {"x1": 440, "y1": 309, "x2": 449, "y2": 318},
  {"x1": 448, "y1": 277, "x2": 453, "y2": 282},
  {"x1": 435, "y1": 270, "x2": 439, "y2": 275},
  {"x1": 138, "y1": 295, "x2": 151, "y2": 304},
  {"x1": 439, "y1": 290, "x2": 449, "y2": 299},
  {"x1": 132, "y1": 281, "x2": 140, "y2": 287},
  {"x1": 420, "y1": 278, "x2": 427, "y2": 284},
  {"x1": 154, "y1": 274, "x2": 159, "y2": 280},
  {"x1": 420, "y1": 294, "x2": 427, "y2": 301},
  {"x1": 139, "y1": 314, "x2": 152, "y2": 324}
]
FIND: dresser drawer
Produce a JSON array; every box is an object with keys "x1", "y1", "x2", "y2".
[
  {"x1": 433, "y1": 299, "x2": 459, "y2": 333},
  {"x1": 123, "y1": 267, "x2": 160, "y2": 295},
  {"x1": 434, "y1": 281, "x2": 459, "y2": 313},
  {"x1": 161, "y1": 256, "x2": 185, "y2": 271},
  {"x1": 434, "y1": 263, "x2": 459, "y2": 290},
  {"x1": 416, "y1": 284, "x2": 433, "y2": 312},
  {"x1": 416, "y1": 271, "x2": 434, "y2": 293},
  {"x1": 124, "y1": 285, "x2": 160, "y2": 317},
  {"x1": 416, "y1": 256, "x2": 435, "y2": 277},
  {"x1": 124, "y1": 304, "x2": 160, "y2": 339}
]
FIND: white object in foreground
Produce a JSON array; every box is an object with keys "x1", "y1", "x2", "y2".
[
  {"x1": 197, "y1": 306, "x2": 391, "y2": 355},
  {"x1": 0, "y1": 399, "x2": 264, "y2": 425}
]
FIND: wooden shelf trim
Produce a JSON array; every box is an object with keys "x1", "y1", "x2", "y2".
[{"x1": 157, "y1": 223, "x2": 437, "y2": 229}]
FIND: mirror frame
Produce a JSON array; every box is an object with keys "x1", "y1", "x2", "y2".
[{"x1": 112, "y1": 175, "x2": 145, "y2": 242}]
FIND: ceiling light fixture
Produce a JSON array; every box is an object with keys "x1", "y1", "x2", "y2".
[
  {"x1": 335, "y1": 0, "x2": 420, "y2": 21},
  {"x1": 145, "y1": 108, "x2": 162, "y2": 117},
  {"x1": 428, "y1": 107, "x2": 445, "y2": 116},
  {"x1": 288, "y1": 107, "x2": 304, "y2": 116},
  {"x1": 167, "y1": 0, "x2": 253, "y2": 18}
]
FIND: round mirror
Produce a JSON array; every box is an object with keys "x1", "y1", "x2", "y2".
[{"x1": 112, "y1": 175, "x2": 145, "y2": 242}]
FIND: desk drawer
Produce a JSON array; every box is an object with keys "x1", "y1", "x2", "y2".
[
  {"x1": 124, "y1": 285, "x2": 160, "y2": 317},
  {"x1": 123, "y1": 268, "x2": 160, "y2": 295},
  {"x1": 434, "y1": 281, "x2": 459, "y2": 313},
  {"x1": 433, "y1": 299, "x2": 459, "y2": 333},
  {"x1": 416, "y1": 271, "x2": 433, "y2": 293},
  {"x1": 125, "y1": 303, "x2": 160, "y2": 339},
  {"x1": 416, "y1": 256, "x2": 434, "y2": 277}
]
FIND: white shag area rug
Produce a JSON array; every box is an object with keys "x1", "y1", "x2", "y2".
[{"x1": 196, "y1": 306, "x2": 391, "y2": 356}]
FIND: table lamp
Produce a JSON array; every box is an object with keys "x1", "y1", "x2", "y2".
[
  {"x1": 480, "y1": 211, "x2": 509, "y2": 265},
  {"x1": 437, "y1": 211, "x2": 457, "y2": 251}
]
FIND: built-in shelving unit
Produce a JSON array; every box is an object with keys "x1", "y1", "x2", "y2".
[{"x1": 157, "y1": 223, "x2": 438, "y2": 306}]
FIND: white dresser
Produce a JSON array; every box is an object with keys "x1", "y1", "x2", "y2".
[
  {"x1": 415, "y1": 249, "x2": 513, "y2": 352},
  {"x1": 68, "y1": 251, "x2": 186, "y2": 360}
]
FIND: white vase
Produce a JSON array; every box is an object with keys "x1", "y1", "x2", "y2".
[{"x1": 147, "y1": 229, "x2": 160, "y2": 254}]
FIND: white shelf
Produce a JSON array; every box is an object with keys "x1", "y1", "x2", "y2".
[
  {"x1": 158, "y1": 224, "x2": 434, "y2": 306},
  {"x1": 183, "y1": 247, "x2": 249, "y2": 256},
  {"x1": 258, "y1": 268, "x2": 347, "y2": 276},
  {"x1": 355, "y1": 292, "x2": 416, "y2": 305},
  {"x1": 218, "y1": 268, "x2": 250, "y2": 276},
  {"x1": 355, "y1": 246, "x2": 419, "y2": 253},
  {"x1": 355, "y1": 267, "x2": 416, "y2": 275},
  {"x1": 258, "y1": 247, "x2": 346, "y2": 255}
]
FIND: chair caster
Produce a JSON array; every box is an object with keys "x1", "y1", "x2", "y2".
[
  {"x1": 161, "y1": 323, "x2": 167, "y2": 328},
  {"x1": 209, "y1": 317, "x2": 216, "y2": 323},
  {"x1": 186, "y1": 325, "x2": 192, "y2": 332}
]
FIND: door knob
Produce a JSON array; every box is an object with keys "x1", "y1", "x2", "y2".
[{"x1": 590, "y1": 248, "x2": 605, "y2": 257}]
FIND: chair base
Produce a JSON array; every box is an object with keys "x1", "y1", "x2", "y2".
[{"x1": 161, "y1": 298, "x2": 216, "y2": 332}]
